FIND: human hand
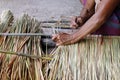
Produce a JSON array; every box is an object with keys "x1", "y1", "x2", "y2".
[
  {"x1": 70, "y1": 16, "x2": 83, "y2": 29},
  {"x1": 52, "y1": 33, "x2": 75, "y2": 46}
]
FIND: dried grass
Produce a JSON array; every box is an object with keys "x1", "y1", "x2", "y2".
[
  {"x1": 46, "y1": 36, "x2": 120, "y2": 80},
  {"x1": 0, "y1": 10, "x2": 120, "y2": 80},
  {"x1": 0, "y1": 10, "x2": 48, "y2": 80}
]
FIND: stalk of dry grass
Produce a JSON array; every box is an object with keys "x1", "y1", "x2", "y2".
[
  {"x1": 0, "y1": 10, "x2": 50, "y2": 80},
  {"x1": 46, "y1": 36, "x2": 120, "y2": 80}
]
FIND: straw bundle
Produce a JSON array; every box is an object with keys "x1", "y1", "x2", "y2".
[
  {"x1": 0, "y1": 10, "x2": 45, "y2": 80},
  {"x1": 0, "y1": 10, "x2": 14, "y2": 32},
  {"x1": 46, "y1": 36, "x2": 120, "y2": 80}
]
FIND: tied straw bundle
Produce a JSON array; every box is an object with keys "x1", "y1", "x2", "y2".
[{"x1": 0, "y1": 10, "x2": 51, "y2": 80}]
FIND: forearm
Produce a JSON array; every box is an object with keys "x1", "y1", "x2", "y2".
[
  {"x1": 78, "y1": 0, "x2": 95, "y2": 24},
  {"x1": 73, "y1": 0, "x2": 120, "y2": 42},
  {"x1": 73, "y1": 14, "x2": 102, "y2": 42}
]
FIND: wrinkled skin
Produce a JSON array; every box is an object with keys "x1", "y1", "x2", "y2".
[
  {"x1": 52, "y1": 33, "x2": 75, "y2": 46},
  {"x1": 70, "y1": 16, "x2": 79, "y2": 29},
  {"x1": 52, "y1": 0, "x2": 120, "y2": 46},
  {"x1": 70, "y1": 16, "x2": 84, "y2": 29},
  {"x1": 70, "y1": 4, "x2": 95, "y2": 29}
]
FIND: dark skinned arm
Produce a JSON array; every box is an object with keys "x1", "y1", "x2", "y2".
[
  {"x1": 52, "y1": 0, "x2": 120, "y2": 46},
  {"x1": 72, "y1": 0, "x2": 120, "y2": 43},
  {"x1": 71, "y1": 0, "x2": 95, "y2": 28}
]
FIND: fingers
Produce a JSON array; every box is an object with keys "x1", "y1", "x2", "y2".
[
  {"x1": 52, "y1": 34, "x2": 59, "y2": 43},
  {"x1": 52, "y1": 34, "x2": 64, "y2": 46},
  {"x1": 52, "y1": 33, "x2": 73, "y2": 46},
  {"x1": 56, "y1": 42, "x2": 62, "y2": 46},
  {"x1": 77, "y1": 17, "x2": 83, "y2": 26},
  {"x1": 70, "y1": 17, "x2": 78, "y2": 29},
  {"x1": 52, "y1": 34, "x2": 57, "y2": 41},
  {"x1": 70, "y1": 16, "x2": 84, "y2": 28}
]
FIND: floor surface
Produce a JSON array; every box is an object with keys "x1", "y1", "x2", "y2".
[{"x1": 0, "y1": 0, "x2": 82, "y2": 21}]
